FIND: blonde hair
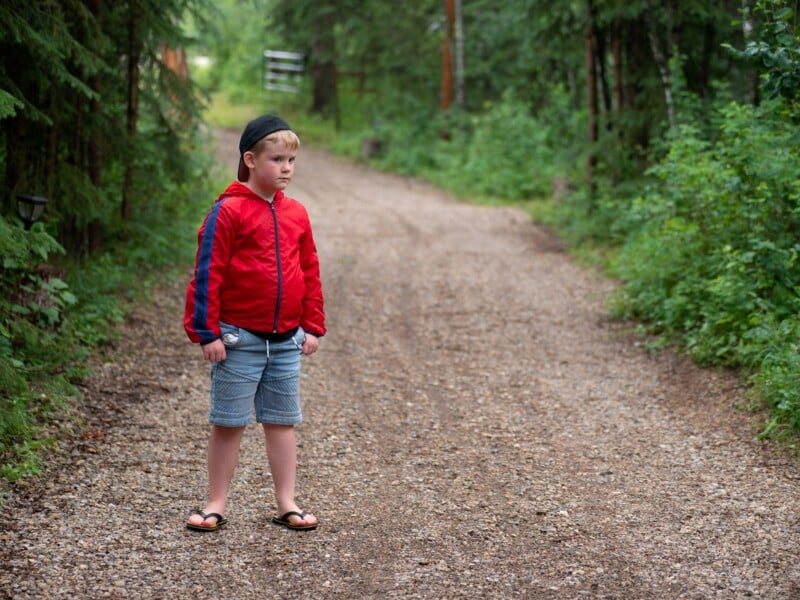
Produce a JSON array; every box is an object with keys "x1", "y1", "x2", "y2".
[{"x1": 251, "y1": 129, "x2": 301, "y2": 155}]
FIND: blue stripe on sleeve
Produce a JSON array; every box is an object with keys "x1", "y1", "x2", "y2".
[{"x1": 192, "y1": 198, "x2": 227, "y2": 343}]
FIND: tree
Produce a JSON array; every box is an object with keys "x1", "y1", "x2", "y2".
[
  {"x1": 644, "y1": 0, "x2": 677, "y2": 129},
  {"x1": 266, "y1": 0, "x2": 341, "y2": 120},
  {"x1": 309, "y1": 3, "x2": 339, "y2": 122},
  {"x1": 263, "y1": 0, "x2": 752, "y2": 185},
  {"x1": 440, "y1": 0, "x2": 455, "y2": 112},
  {"x1": 729, "y1": 0, "x2": 800, "y2": 110},
  {"x1": 123, "y1": 2, "x2": 141, "y2": 223},
  {"x1": 586, "y1": 0, "x2": 599, "y2": 190},
  {"x1": 0, "y1": 0, "x2": 208, "y2": 254},
  {"x1": 270, "y1": 0, "x2": 442, "y2": 121}
]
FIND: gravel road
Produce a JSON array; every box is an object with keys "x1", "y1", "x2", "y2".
[{"x1": 2, "y1": 130, "x2": 799, "y2": 599}]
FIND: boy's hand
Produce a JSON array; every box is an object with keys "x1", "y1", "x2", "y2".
[
  {"x1": 202, "y1": 339, "x2": 226, "y2": 362},
  {"x1": 302, "y1": 334, "x2": 319, "y2": 356}
]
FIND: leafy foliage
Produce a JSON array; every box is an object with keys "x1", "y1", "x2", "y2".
[
  {"x1": 3, "y1": 0, "x2": 800, "y2": 482},
  {"x1": 0, "y1": 162, "x2": 212, "y2": 484},
  {"x1": 0, "y1": 217, "x2": 70, "y2": 481},
  {"x1": 188, "y1": 0, "x2": 275, "y2": 105},
  {"x1": 254, "y1": 0, "x2": 800, "y2": 440},
  {"x1": 0, "y1": 0, "x2": 216, "y2": 486},
  {"x1": 608, "y1": 99, "x2": 800, "y2": 439},
  {"x1": 0, "y1": 0, "x2": 209, "y2": 252},
  {"x1": 728, "y1": 0, "x2": 800, "y2": 109}
]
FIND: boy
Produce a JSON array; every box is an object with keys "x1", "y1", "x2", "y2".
[{"x1": 184, "y1": 115, "x2": 325, "y2": 532}]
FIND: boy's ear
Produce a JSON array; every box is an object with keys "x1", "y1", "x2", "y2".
[{"x1": 243, "y1": 150, "x2": 256, "y2": 169}]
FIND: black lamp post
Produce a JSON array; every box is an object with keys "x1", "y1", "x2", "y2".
[{"x1": 16, "y1": 194, "x2": 48, "y2": 230}]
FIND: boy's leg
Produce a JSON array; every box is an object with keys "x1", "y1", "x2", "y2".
[
  {"x1": 187, "y1": 424, "x2": 245, "y2": 528},
  {"x1": 263, "y1": 423, "x2": 317, "y2": 526},
  {"x1": 189, "y1": 325, "x2": 265, "y2": 528}
]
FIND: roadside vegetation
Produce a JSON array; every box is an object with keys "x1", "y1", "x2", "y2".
[
  {"x1": 1, "y1": 0, "x2": 798, "y2": 489},
  {"x1": 0, "y1": 1, "x2": 218, "y2": 486},
  {"x1": 259, "y1": 0, "x2": 800, "y2": 449}
]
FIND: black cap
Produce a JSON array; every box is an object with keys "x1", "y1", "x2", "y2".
[{"x1": 237, "y1": 115, "x2": 291, "y2": 181}]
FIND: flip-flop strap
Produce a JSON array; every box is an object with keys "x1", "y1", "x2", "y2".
[
  {"x1": 280, "y1": 511, "x2": 307, "y2": 521},
  {"x1": 202, "y1": 512, "x2": 224, "y2": 522},
  {"x1": 191, "y1": 510, "x2": 224, "y2": 522}
]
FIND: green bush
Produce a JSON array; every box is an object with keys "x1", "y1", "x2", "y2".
[
  {"x1": 609, "y1": 98, "x2": 800, "y2": 438},
  {"x1": 360, "y1": 93, "x2": 570, "y2": 204},
  {"x1": 454, "y1": 96, "x2": 557, "y2": 200},
  {"x1": 753, "y1": 317, "x2": 800, "y2": 442},
  {"x1": 0, "y1": 140, "x2": 214, "y2": 488},
  {"x1": 0, "y1": 217, "x2": 72, "y2": 481}
]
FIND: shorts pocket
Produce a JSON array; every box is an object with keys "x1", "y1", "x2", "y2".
[
  {"x1": 219, "y1": 321, "x2": 241, "y2": 348},
  {"x1": 291, "y1": 326, "x2": 306, "y2": 351}
]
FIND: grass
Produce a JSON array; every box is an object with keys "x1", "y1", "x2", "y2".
[
  {"x1": 203, "y1": 93, "x2": 265, "y2": 129},
  {"x1": 203, "y1": 91, "x2": 366, "y2": 154}
]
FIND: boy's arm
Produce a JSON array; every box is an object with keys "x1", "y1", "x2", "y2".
[
  {"x1": 184, "y1": 201, "x2": 233, "y2": 345},
  {"x1": 298, "y1": 220, "x2": 326, "y2": 338}
]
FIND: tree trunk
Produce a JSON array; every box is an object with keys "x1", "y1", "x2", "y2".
[
  {"x1": 454, "y1": 0, "x2": 464, "y2": 108},
  {"x1": 440, "y1": 0, "x2": 455, "y2": 112},
  {"x1": 310, "y1": 6, "x2": 339, "y2": 127},
  {"x1": 88, "y1": 0, "x2": 103, "y2": 253},
  {"x1": 585, "y1": 0, "x2": 599, "y2": 195},
  {"x1": 623, "y1": 17, "x2": 651, "y2": 152},
  {"x1": 644, "y1": 1, "x2": 676, "y2": 128},
  {"x1": 122, "y1": 3, "x2": 140, "y2": 223},
  {"x1": 697, "y1": 21, "x2": 715, "y2": 98},
  {"x1": 612, "y1": 17, "x2": 623, "y2": 113},
  {"x1": 741, "y1": 0, "x2": 760, "y2": 104},
  {"x1": 590, "y1": 4, "x2": 611, "y2": 118},
  {"x1": 2, "y1": 119, "x2": 21, "y2": 214}
]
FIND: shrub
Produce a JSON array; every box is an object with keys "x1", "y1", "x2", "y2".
[
  {"x1": 610, "y1": 98, "x2": 800, "y2": 437},
  {"x1": 0, "y1": 217, "x2": 73, "y2": 481}
]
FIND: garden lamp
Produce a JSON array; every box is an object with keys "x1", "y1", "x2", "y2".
[{"x1": 16, "y1": 194, "x2": 48, "y2": 230}]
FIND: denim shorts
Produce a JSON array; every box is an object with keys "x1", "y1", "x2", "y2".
[{"x1": 208, "y1": 322, "x2": 305, "y2": 427}]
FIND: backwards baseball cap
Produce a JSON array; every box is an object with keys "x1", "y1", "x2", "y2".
[{"x1": 237, "y1": 114, "x2": 292, "y2": 181}]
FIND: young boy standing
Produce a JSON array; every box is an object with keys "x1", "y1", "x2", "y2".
[{"x1": 184, "y1": 115, "x2": 325, "y2": 532}]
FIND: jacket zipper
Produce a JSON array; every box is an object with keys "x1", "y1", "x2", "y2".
[{"x1": 269, "y1": 201, "x2": 282, "y2": 333}]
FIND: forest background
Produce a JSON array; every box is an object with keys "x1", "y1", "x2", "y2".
[{"x1": 1, "y1": 0, "x2": 799, "y2": 487}]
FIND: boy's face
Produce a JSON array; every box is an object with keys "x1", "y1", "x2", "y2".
[{"x1": 243, "y1": 141, "x2": 297, "y2": 198}]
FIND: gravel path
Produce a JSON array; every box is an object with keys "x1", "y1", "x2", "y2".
[{"x1": 2, "y1": 131, "x2": 799, "y2": 599}]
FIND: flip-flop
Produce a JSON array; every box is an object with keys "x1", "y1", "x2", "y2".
[
  {"x1": 186, "y1": 510, "x2": 228, "y2": 532},
  {"x1": 271, "y1": 510, "x2": 318, "y2": 531}
]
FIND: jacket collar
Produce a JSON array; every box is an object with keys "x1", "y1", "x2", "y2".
[{"x1": 221, "y1": 181, "x2": 285, "y2": 204}]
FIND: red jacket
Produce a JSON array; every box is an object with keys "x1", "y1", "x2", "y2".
[{"x1": 184, "y1": 181, "x2": 325, "y2": 344}]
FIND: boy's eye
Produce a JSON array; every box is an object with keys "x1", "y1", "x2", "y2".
[{"x1": 269, "y1": 154, "x2": 296, "y2": 164}]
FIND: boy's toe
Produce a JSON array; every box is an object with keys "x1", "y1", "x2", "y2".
[
  {"x1": 298, "y1": 512, "x2": 317, "y2": 526},
  {"x1": 186, "y1": 509, "x2": 227, "y2": 531},
  {"x1": 272, "y1": 510, "x2": 319, "y2": 530}
]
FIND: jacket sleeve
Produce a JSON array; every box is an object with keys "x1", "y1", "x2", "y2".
[
  {"x1": 184, "y1": 200, "x2": 234, "y2": 344},
  {"x1": 299, "y1": 218, "x2": 326, "y2": 337}
]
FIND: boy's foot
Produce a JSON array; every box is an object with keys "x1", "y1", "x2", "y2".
[
  {"x1": 186, "y1": 509, "x2": 228, "y2": 532},
  {"x1": 271, "y1": 510, "x2": 318, "y2": 531}
]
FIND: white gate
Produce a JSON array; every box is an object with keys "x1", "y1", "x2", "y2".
[{"x1": 264, "y1": 50, "x2": 305, "y2": 93}]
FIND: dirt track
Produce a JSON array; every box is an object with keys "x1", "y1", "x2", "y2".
[{"x1": 2, "y1": 130, "x2": 799, "y2": 599}]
